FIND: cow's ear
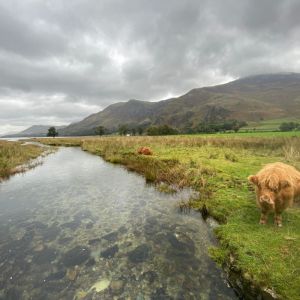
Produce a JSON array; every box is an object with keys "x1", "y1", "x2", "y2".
[
  {"x1": 248, "y1": 175, "x2": 258, "y2": 185},
  {"x1": 280, "y1": 180, "x2": 290, "y2": 189}
]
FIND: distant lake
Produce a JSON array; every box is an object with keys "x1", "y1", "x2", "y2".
[{"x1": 0, "y1": 147, "x2": 237, "y2": 299}]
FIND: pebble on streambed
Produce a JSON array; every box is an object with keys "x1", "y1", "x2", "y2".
[
  {"x1": 75, "y1": 278, "x2": 125, "y2": 299},
  {"x1": 75, "y1": 281, "x2": 108, "y2": 300},
  {"x1": 89, "y1": 278, "x2": 111, "y2": 292},
  {"x1": 61, "y1": 245, "x2": 91, "y2": 267},
  {"x1": 127, "y1": 244, "x2": 150, "y2": 263}
]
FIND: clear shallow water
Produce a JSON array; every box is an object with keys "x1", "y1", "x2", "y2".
[{"x1": 0, "y1": 147, "x2": 237, "y2": 300}]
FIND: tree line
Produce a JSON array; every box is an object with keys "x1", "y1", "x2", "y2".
[
  {"x1": 94, "y1": 119, "x2": 248, "y2": 136},
  {"x1": 48, "y1": 119, "x2": 299, "y2": 137},
  {"x1": 279, "y1": 122, "x2": 300, "y2": 132}
]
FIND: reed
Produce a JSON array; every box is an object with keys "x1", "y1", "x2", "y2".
[{"x1": 0, "y1": 140, "x2": 44, "y2": 180}]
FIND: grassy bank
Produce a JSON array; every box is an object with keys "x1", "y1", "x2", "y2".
[
  {"x1": 35, "y1": 135, "x2": 300, "y2": 299},
  {"x1": 0, "y1": 140, "x2": 44, "y2": 181}
]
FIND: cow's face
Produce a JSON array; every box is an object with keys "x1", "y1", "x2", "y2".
[
  {"x1": 248, "y1": 174, "x2": 290, "y2": 210},
  {"x1": 256, "y1": 184, "x2": 276, "y2": 210}
]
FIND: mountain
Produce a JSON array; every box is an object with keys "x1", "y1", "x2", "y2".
[
  {"x1": 2, "y1": 125, "x2": 67, "y2": 138},
  {"x1": 60, "y1": 73, "x2": 300, "y2": 135}
]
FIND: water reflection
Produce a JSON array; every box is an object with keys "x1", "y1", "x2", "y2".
[{"x1": 0, "y1": 147, "x2": 236, "y2": 299}]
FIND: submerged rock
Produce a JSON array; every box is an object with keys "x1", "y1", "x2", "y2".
[
  {"x1": 85, "y1": 258, "x2": 96, "y2": 267},
  {"x1": 42, "y1": 280, "x2": 66, "y2": 293},
  {"x1": 42, "y1": 226, "x2": 60, "y2": 242},
  {"x1": 110, "y1": 280, "x2": 124, "y2": 294},
  {"x1": 144, "y1": 223, "x2": 157, "y2": 236},
  {"x1": 88, "y1": 238, "x2": 101, "y2": 246},
  {"x1": 32, "y1": 247, "x2": 57, "y2": 265},
  {"x1": 33, "y1": 242, "x2": 45, "y2": 252},
  {"x1": 101, "y1": 231, "x2": 118, "y2": 242},
  {"x1": 127, "y1": 244, "x2": 150, "y2": 263},
  {"x1": 167, "y1": 232, "x2": 195, "y2": 255},
  {"x1": 74, "y1": 210, "x2": 93, "y2": 221},
  {"x1": 100, "y1": 245, "x2": 119, "y2": 259},
  {"x1": 61, "y1": 219, "x2": 81, "y2": 230},
  {"x1": 74, "y1": 290, "x2": 88, "y2": 300},
  {"x1": 58, "y1": 236, "x2": 73, "y2": 245},
  {"x1": 66, "y1": 266, "x2": 80, "y2": 281},
  {"x1": 89, "y1": 279, "x2": 111, "y2": 293},
  {"x1": 22, "y1": 221, "x2": 47, "y2": 231},
  {"x1": 21, "y1": 230, "x2": 35, "y2": 244},
  {"x1": 62, "y1": 246, "x2": 91, "y2": 267},
  {"x1": 150, "y1": 288, "x2": 172, "y2": 300},
  {"x1": 86, "y1": 222, "x2": 94, "y2": 229},
  {"x1": 118, "y1": 225, "x2": 127, "y2": 234},
  {"x1": 142, "y1": 270, "x2": 158, "y2": 284},
  {"x1": 45, "y1": 270, "x2": 66, "y2": 282},
  {"x1": 4, "y1": 287, "x2": 22, "y2": 300}
]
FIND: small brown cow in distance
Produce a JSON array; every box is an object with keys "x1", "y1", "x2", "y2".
[
  {"x1": 248, "y1": 162, "x2": 300, "y2": 227},
  {"x1": 137, "y1": 147, "x2": 152, "y2": 155}
]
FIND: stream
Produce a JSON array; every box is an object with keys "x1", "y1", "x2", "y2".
[{"x1": 0, "y1": 147, "x2": 237, "y2": 299}]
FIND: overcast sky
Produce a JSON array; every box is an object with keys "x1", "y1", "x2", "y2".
[{"x1": 1, "y1": 0, "x2": 300, "y2": 135}]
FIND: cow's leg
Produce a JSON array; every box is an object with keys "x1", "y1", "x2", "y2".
[
  {"x1": 275, "y1": 206, "x2": 284, "y2": 227},
  {"x1": 274, "y1": 196, "x2": 292, "y2": 227},
  {"x1": 274, "y1": 213, "x2": 282, "y2": 227},
  {"x1": 259, "y1": 210, "x2": 269, "y2": 225}
]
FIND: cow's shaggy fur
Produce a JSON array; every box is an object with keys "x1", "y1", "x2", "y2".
[
  {"x1": 137, "y1": 147, "x2": 152, "y2": 155},
  {"x1": 248, "y1": 162, "x2": 300, "y2": 226}
]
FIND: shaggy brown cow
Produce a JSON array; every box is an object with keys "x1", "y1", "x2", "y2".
[
  {"x1": 248, "y1": 162, "x2": 300, "y2": 226},
  {"x1": 137, "y1": 147, "x2": 152, "y2": 155}
]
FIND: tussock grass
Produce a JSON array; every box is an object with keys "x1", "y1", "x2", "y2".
[
  {"x1": 36, "y1": 134, "x2": 300, "y2": 299},
  {"x1": 0, "y1": 140, "x2": 44, "y2": 180}
]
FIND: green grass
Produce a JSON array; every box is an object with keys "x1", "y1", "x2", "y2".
[
  {"x1": 35, "y1": 133, "x2": 300, "y2": 299},
  {"x1": 242, "y1": 117, "x2": 300, "y2": 131},
  {"x1": 0, "y1": 140, "x2": 44, "y2": 180},
  {"x1": 191, "y1": 130, "x2": 300, "y2": 138}
]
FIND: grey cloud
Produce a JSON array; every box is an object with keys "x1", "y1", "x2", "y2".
[{"x1": 0, "y1": 0, "x2": 300, "y2": 134}]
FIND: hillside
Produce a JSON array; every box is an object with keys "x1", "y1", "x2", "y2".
[
  {"x1": 2, "y1": 125, "x2": 67, "y2": 138},
  {"x1": 61, "y1": 73, "x2": 300, "y2": 136}
]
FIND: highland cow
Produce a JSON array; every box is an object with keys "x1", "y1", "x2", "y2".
[
  {"x1": 248, "y1": 162, "x2": 300, "y2": 226},
  {"x1": 137, "y1": 147, "x2": 152, "y2": 155}
]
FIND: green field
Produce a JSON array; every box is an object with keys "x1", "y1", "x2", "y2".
[
  {"x1": 191, "y1": 130, "x2": 300, "y2": 138},
  {"x1": 35, "y1": 133, "x2": 300, "y2": 299},
  {"x1": 241, "y1": 118, "x2": 300, "y2": 131}
]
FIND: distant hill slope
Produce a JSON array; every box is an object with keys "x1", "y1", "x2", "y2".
[
  {"x1": 60, "y1": 73, "x2": 300, "y2": 136},
  {"x1": 2, "y1": 125, "x2": 67, "y2": 138}
]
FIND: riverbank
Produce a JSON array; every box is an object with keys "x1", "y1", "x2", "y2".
[
  {"x1": 0, "y1": 140, "x2": 45, "y2": 181},
  {"x1": 34, "y1": 135, "x2": 300, "y2": 300}
]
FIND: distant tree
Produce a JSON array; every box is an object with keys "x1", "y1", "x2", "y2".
[
  {"x1": 146, "y1": 125, "x2": 178, "y2": 136},
  {"x1": 118, "y1": 124, "x2": 128, "y2": 136},
  {"x1": 131, "y1": 128, "x2": 136, "y2": 136},
  {"x1": 279, "y1": 122, "x2": 299, "y2": 132},
  {"x1": 196, "y1": 122, "x2": 215, "y2": 133},
  {"x1": 94, "y1": 126, "x2": 106, "y2": 136},
  {"x1": 137, "y1": 126, "x2": 144, "y2": 135},
  {"x1": 146, "y1": 126, "x2": 159, "y2": 136},
  {"x1": 182, "y1": 127, "x2": 194, "y2": 134},
  {"x1": 47, "y1": 127, "x2": 58, "y2": 138},
  {"x1": 233, "y1": 125, "x2": 239, "y2": 133},
  {"x1": 159, "y1": 124, "x2": 178, "y2": 135},
  {"x1": 196, "y1": 120, "x2": 247, "y2": 134}
]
